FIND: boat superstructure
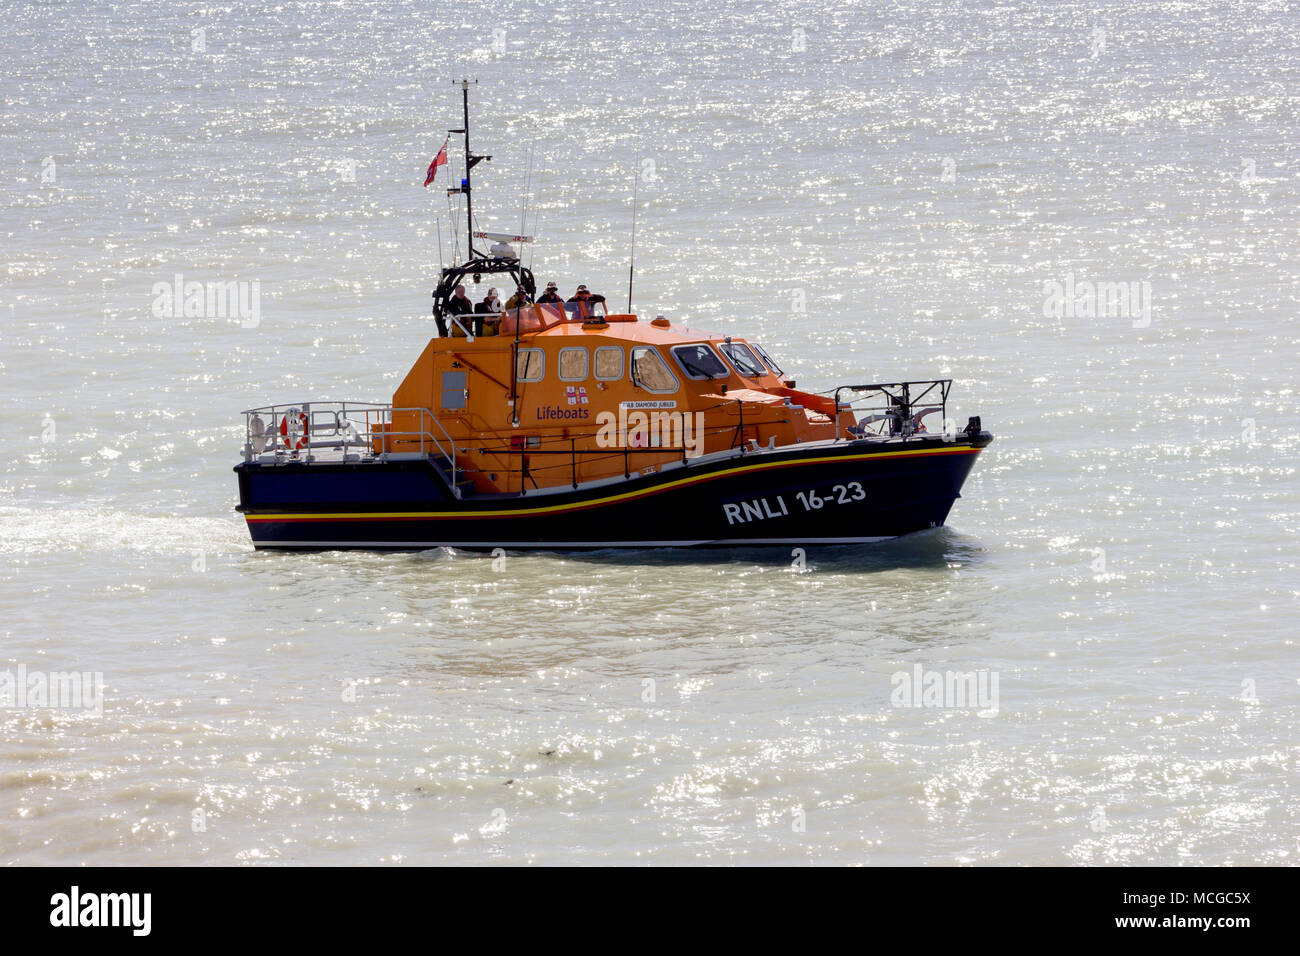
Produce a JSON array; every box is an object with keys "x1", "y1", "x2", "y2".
[{"x1": 233, "y1": 83, "x2": 992, "y2": 550}]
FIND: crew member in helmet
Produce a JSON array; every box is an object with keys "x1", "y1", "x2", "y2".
[
  {"x1": 475, "y1": 288, "x2": 502, "y2": 336},
  {"x1": 536, "y1": 282, "x2": 564, "y2": 304},
  {"x1": 505, "y1": 285, "x2": 531, "y2": 309}
]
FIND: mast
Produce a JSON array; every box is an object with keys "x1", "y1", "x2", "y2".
[
  {"x1": 430, "y1": 83, "x2": 534, "y2": 341},
  {"x1": 461, "y1": 80, "x2": 474, "y2": 258},
  {"x1": 447, "y1": 78, "x2": 490, "y2": 261}
]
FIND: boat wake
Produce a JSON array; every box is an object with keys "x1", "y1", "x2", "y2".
[{"x1": 0, "y1": 507, "x2": 250, "y2": 556}]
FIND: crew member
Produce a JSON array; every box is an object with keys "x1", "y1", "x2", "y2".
[
  {"x1": 476, "y1": 288, "x2": 502, "y2": 336},
  {"x1": 567, "y1": 284, "x2": 606, "y2": 304},
  {"x1": 447, "y1": 284, "x2": 474, "y2": 335},
  {"x1": 566, "y1": 284, "x2": 606, "y2": 318}
]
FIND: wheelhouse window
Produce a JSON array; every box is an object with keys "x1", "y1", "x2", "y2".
[
  {"x1": 630, "y1": 346, "x2": 679, "y2": 393},
  {"x1": 751, "y1": 343, "x2": 783, "y2": 376},
  {"x1": 516, "y1": 348, "x2": 545, "y2": 382},
  {"x1": 720, "y1": 342, "x2": 767, "y2": 377},
  {"x1": 670, "y1": 343, "x2": 729, "y2": 380},
  {"x1": 594, "y1": 346, "x2": 623, "y2": 381},
  {"x1": 558, "y1": 347, "x2": 589, "y2": 381}
]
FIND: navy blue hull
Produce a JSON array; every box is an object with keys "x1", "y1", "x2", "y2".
[{"x1": 235, "y1": 436, "x2": 990, "y2": 550}]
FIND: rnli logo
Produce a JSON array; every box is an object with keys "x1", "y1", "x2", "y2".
[{"x1": 565, "y1": 386, "x2": 589, "y2": 406}]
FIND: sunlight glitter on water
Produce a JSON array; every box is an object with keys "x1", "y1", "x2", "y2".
[{"x1": 1, "y1": 0, "x2": 1297, "y2": 865}]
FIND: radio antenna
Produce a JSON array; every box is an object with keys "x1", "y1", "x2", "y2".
[
  {"x1": 519, "y1": 141, "x2": 535, "y2": 238},
  {"x1": 627, "y1": 171, "x2": 638, "y2": 313}
]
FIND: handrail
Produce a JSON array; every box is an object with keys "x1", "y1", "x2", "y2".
[
  {"x1": 413, "y1": 407, "x2": 459, "y2": 494},
  {"x1": 832, "y1": 379, "x2": 953, "y2": 441},
  {"x1": 511, "y1": 442, "x2": 715, "y2": 489},
  {"x1": 241, "y1": 395, "x2": 817, "y2": 495},
  {"x1": 242, "y1": 403, "x2": 762, "y2": 454},
  {"x1": 448, "y1": 315, "x2": 474, "y2": 341},
  {"x1": 240, "y1": 401, "x2": 462, "y2": 496}
]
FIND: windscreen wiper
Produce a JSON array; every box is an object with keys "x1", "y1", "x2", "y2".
[{"x1": 678, "y1": 357, "x2": 714, "y2": 379}]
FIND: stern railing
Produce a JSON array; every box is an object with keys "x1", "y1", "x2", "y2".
[{"x1": 240, "y1": 402, "x2": 463, "y2": 496}]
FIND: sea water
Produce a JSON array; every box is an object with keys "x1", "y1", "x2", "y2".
[{"x1": 1, "y1": 0, "x2": 1296, "y2": 864}]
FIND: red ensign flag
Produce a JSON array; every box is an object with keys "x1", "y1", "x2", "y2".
[{"x1": 423, "y1": 140, "x2": 449, "y2": 187}]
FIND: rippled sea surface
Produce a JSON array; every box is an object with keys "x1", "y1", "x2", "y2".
[{"x1": 2, "y1": 0, "x2": 1297, "y2": 865}]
